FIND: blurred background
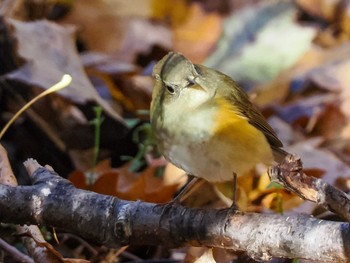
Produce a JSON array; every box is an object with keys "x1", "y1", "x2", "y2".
[{"x1": 1, "y1": 0, "x2": 350, "y2": 262}]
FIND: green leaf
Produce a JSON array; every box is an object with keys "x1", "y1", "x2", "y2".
[{"x1": 266, "y1": 181, "x2": 284, "y2": 190}]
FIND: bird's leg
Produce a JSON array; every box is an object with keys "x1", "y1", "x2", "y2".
[
  {"x1": 225, "y1": 173, "x2": 239, "y2": 230},
  {"x1": 154, "y1": 175, "x2": 197, "y2": 208},
  {"x1": 224, "y1": 173, "x2": 239, "y2": 231},
  {"x1": 155, "y1": 175, "x2": 198, "y2": 226},
  {"x1": 228, "y1": 172, "x2": 239, "y2": 212},
  {"x1": 172, "y1": 175, "x2": 198, "y2": 204}
]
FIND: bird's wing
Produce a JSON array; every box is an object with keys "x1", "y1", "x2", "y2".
[
  {"x1": 222, "y1": 75, "x2": 284, "y2": 150},
  {"x1": 195, "y1": 64, "x2": 288, "y2": 161}
]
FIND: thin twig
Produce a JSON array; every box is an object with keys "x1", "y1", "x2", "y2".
[{"x1": 0, "y1": 237, "x2": 34, "y2": 263}]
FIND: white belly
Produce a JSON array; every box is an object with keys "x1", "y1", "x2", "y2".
[{"x1": 165, "y1": 135, "x2": 269, "y2": 182}]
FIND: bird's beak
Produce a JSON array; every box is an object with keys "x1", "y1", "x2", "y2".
[{"x1": 190, "y1": 75, "x2": 209, "y2": 93}]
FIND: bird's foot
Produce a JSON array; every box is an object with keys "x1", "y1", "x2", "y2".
[
  {"x1": 153, "y1": 198, "x2": 181, "y2": 227},
  {"x1": 224, "y1": 199, "x2": 240, "y2": 231},
  {"x1": 154, "y1": 176, "x2": 198, "y2": 226},
  {"x1": 224, "y1": 173, "x2": 240, "y2": 230}
]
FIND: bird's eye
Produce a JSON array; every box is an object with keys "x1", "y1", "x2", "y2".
[{"x1": 165, "y1": 84, "x2": 175, "y2": 94}]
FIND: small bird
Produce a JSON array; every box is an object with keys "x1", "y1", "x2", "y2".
[{"x1": 150, "y1": 52, "x2": 287, "y2": 202}]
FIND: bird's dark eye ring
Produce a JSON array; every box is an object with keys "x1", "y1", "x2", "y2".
[{"x1": 165, "y1": 84, "x2": 175, "y2": 94}]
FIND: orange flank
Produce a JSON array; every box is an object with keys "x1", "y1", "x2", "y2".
[{"x1": 211, "y1": 98, "x2": 274, "y2": 176}]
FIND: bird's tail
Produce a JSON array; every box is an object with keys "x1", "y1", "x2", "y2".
[{"x1": 272, "y1": 146, "x2": 289, "y2": 163}]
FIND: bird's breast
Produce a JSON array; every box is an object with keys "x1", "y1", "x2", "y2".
[{"x1": 153, "y1": 97, "x2": 274, "y2": 182}]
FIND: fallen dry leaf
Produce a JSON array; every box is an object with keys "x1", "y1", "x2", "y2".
[
  {"x1": 334, "y1": 176, "x2": 350, "y2": 192},
  {"x1": 117, "y1": 18, "x2": 172, "y2": 63},
  {"x1": 60, "y1": 0, "x2": 153, "y2": 53},
  {"x1": 288, "y1": 138, "x2": 350, "y2": 185},
  {"x1": 277, "y1": 93, "x2": 338, "y2": 125},
  {"x1": 163, "y1": 162, "x2": 187, "y2": 188},
  {"x1": 173, "y1": 3, "x2": 222, "y2": 63},
  {"x1": 296, "y1": 0, "x2": 343, "y2": 22},
  {"x1": 268, "y1": 116, "x2": 304, "y2": 147},
  {"x1": 116, "y1": 164, "x2": 178, "y2": 202},
  {"x1": 0, "y1": 144, "x2": 17, "y2": 185},
  {"x1": 309, "y1": 104, "x2": 347, "y2": 140},
  {"x1": 69, "y1": 162, "x2": 179, "y2": 203},
  {"x1": 114, "y1": 164, "x2": 146, "y2": 200},
  {"x1": 6, "y1": 18, "x2": 122, "y2": 121},
  {"x1": 151, "y1": 0, "x2": 189, "y2": 27},
  {"x1": 93, "y1": 170, "x2": 122, "y2": 197},
  {"x1": 68, "y1": 170, "x2": 87, "y2": 190},
  {"x1": 254, "y1": 47, "x2": 324, "y2": 107},
  {"x1": 142, "y1": 166, "x2": 179, "y2": 203},
  {"x1": 194, "y1": 248, "x2": 215, "y2": 263},
  {"x1": 261, "y1": 191, "x2": 302, "y2": 212}
]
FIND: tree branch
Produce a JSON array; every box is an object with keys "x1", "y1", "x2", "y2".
[
  {"x1": 0, "y1": 144, "x2": 60, "y2": 262},
  {"x1": 268, "y1": 154, "x2": 350, "y2": 222},
  {"x1": 0, "y1": 159, "x2": 349, "y2": 262}
]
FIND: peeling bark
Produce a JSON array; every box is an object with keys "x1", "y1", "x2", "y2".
[{"x1": 268, "y1": 154, "x2": 350, "y2": 222}]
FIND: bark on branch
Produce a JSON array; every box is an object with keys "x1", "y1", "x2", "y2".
[
  {"x1": 268, "y1": 154, "x2": 350, "y2": 222},
  {"x1": 0, "y1": 143, "x2": 60, "y2": 262},
  {"x1": 0, "y1": 159, "x2": 350, "y2": 262}
]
